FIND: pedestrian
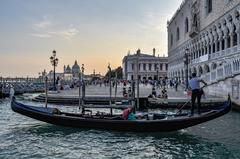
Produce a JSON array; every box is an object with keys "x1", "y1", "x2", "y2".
[
  {"x1": 188, "y1": 73, "x2": 207, "y2": 116},
  {"x1": 152, "y1": 87, "x2": 156, "y2": 98},
  {"x1": 175, "y1": 80, "x2": 178, "y2": 92}
]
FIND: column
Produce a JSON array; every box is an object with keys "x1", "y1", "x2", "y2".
[
  {"x1": 237, "y1": 28, "x2": 240, "y2": 51},
  {"x1": 210, "y1": 40, "x2": 214, "y2": 54},
  {"x1": 219, "y1": 37, "x2": 223, "y2": 52},
  {"x1": 224, "y1": 34, "x2": 228, "y2": 50},
  {"x1": 230, "y1": 32, "x2": 234, "y2": 48},
  {"x1": 207, "y1": 44, "x2": 210, "y2": 55}
]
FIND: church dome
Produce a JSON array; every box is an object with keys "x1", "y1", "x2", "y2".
[{"x1": 72, "y1": 60, "x2": 80, "y2": 74}]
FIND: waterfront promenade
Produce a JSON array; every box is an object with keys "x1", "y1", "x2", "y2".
[
  {"x1": 45, "y1": 84, "x2": 218, "y2": 98},
  {"x1": 32, "y1": 84, "x2": 225, "y2": 108}
]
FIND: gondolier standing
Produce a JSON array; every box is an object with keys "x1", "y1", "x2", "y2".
[{"x1": 189, "y1": 73, "x2": 207, "y2": 116}]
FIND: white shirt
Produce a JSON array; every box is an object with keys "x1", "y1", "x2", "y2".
[{"x1": 189, "y1": 77, "x2": 201, "y2": 90}]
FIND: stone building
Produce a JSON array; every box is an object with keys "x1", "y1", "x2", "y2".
[
  {"x1": 122, "y1": 49, "x2": 168, "y2": 81},
  {"x1": 63, "y1": 60, "x2": 80, "y2": 79},
  {"x1": 48, "y1": 60, "x2": 81, "y2": 81},
  {"x1": 168, "y1": 0, "x2": 240, "y2": 86}
]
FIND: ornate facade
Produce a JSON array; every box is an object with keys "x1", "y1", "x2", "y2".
[
  {"x1": 122, "y1": 49, "x2": 168, "y2": 81},
  {"x1": 63, "y1": 60, "x2": 80, "y2": 79},
  {"x1": 168, "y1": 0, "x2": 240, "y2": 84}
]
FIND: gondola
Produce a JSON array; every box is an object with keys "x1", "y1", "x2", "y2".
[{"x1": 11, "y1": 96, "x2": 231, "y2": 132}]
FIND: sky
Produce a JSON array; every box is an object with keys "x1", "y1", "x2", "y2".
[{"x1": 0, "y1": 0, "x2": 182, "y2": 77}]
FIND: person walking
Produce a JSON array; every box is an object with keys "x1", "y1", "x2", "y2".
[
  {"x1": 175, "y1": 80, "x2": 178, "y2": 92},
  {"x1": 188, "y1": 73, "x2": 207, "y2": 116}
]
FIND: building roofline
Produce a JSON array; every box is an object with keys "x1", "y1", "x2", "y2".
[{"x1": 167, "y1": 0, "x2": 188, "y2": 27}]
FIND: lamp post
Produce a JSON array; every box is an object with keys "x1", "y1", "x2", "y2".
[
  {"x1": 136, "y1": 49, "x2": 140, "y2": 110},
  {"x1": 81, "y1": 64, "x2": 85, "y2": 113},
  {"x1": 156, "y1": 65, "x2": 159, "y2": 89},
  {"x1": 108, "y1": 63, "x2": 113, "y2": 115},
  {"x1": 184, "y1": 48, "x2": 190, "y2": 90},
  {"x1": 50, "y1": 50, "x2": 59, "y2": 91}
]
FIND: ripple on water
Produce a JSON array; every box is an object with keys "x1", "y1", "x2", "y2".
[{"x1": 0, "y1": 99, "x2": 240, "y2": 159}]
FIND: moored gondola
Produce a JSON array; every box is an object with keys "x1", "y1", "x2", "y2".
[{"x1": 11, "y1": 96, "x2": 231, "y2": 132}]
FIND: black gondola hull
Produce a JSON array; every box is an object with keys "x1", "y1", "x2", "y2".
[{"x1": 11, "y1": 97, "x2": 231, "y2": 132}]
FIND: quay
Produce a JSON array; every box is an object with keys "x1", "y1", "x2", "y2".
[
  {"x1": 32, "y1": 84, "x2": 226, "y2": 109},
  {"x1": 0, "y1": 77, "x2": 45, "y2": 97}
]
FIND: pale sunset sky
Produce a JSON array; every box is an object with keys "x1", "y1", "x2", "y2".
[{"x1": 0, "y1": 0, "x2": 182, "y2": 77}]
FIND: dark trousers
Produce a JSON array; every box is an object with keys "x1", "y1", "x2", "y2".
[{"x1": 191, "y1": 89, "x2": 202, "y2": 115}]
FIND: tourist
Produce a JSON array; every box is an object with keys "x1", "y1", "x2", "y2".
[
  {"x1": 128, "y1": 108, "x2": 136, "y2": 120},
  {"x1": 161, "y1": 87, "x2": 168, "y2": 99},
  {"x1": 152, "y1": 87, "x2": 157, "y2": 97},
  {"x1": 122, "y1": 108, "x2": 136, "y2": 120},
  {"x1": 188, "y1": 73, "x2": 207, "y2": 116},
  {"x1": 175, "y1": 80, "x2": 178, "y2": 92}
]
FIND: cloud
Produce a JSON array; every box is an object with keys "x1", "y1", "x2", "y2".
[
  {"x1": 30, "y1": 33, "x2": 51, "y2": 38},
  {"x1": 141, "y1": 11, "x2": 171, "y2": 32},
  {"x1": 47, "y1": 27, "x2": 80, "y2": 40},
  {"x1": 33, "y1": 16, "x2": 52, "y2": 29},
  {"x1": 34, "y1": 20, "x2": 52, "y2": 29},
  {"x1": 30, "y1": 17, "x2": 79, "y2": 40},
  {"x1": 60, "y1": 28, "x2": 80, "y2": 39}
]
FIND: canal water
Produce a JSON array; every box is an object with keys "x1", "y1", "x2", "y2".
[{"x1": 1, "y1": 98, "x2": 240, "y2": 159}]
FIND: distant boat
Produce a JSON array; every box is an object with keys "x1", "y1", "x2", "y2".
[{"x1": 11, "y1": 96, "x2": 231, "y2": 132}]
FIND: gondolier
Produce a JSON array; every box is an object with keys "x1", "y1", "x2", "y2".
[{"x1": 189, "y1": 73, "x2": 207, "y2": 116}]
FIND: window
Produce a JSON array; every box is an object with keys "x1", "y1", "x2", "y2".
[
  {"x1": 217, "y1": 41, "x2": 220, "y2": 52},
  {"x1": 143, "y1": 64, "x2": 146, "y2": 71},
  {"x1": 233, "y1": 25, "x2": 238, "y2": 46},
  {"x1": 149, "y1": 64, "x2": 152, "y2": 71},
  {"x1": 160, "y1": 64, "x2": 163, "y2": 70},
  {"x1": 209, "y1": 45, "x2": 211, "y2": 54},
  {"x1": 171, "y1": 34, "x2": 173, "y2": 46},
  {"x1": 154, "y1": 64, "x2": 158, "y2": 70},
  {"x1": 206, "y1": 0, "x2": 212, "y2": 14},
  {"x1": 185, "y1": 18, "x2": 189, "y2": 33},
  {"x1": 227, "y1": 35, "x2": 231, "y2": 48},
  {"x1": 131, "y1": 64, "x2": 134, "y2": 70},
  {"x1": 213, "y1": 43, "x2": 215, "y2": 53},
  {"x1": 176, "y1": 27, "x2": 180, "y2": 41},
  {"x1": 222, "y1": 39, "x2": 225, "y2": 50}
]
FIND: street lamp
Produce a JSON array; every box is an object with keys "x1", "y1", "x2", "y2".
[
  {"x1": 50, "y1": 50, "x2": 59, "y2": 91},
  {"x1": 184, "y1": 48, "x2": 190, "y2": 90},
  {"x1": 136, "y1": 49, "x2": 140, "y2": 110}
]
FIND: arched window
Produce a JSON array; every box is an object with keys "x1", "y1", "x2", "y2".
[
  {"x1": 185, "y1": 18, "x2": 189, "y2": 33},
  {"x1": 213, "y1": 43, "x2": 215, "y2": 53},
  {"x1": 233, "y1": 25, "x2": 238, "y2": 46},
  {"x1": 221, "y1": 38, "x2": 225, "y2": 50},
  {"x1": 209, "y1": 45, "x2": 211, "y2": 54},
  {"x1": 171, "y1": 34, "x2": 173, "y2": 46},
  {"x1": 227, "y1": 34, "x2": 231, "y2": 48},
  {"x1": 176, "y1": 27, "x2": 180, "y2": 41},
  {"x1": 217, "y1": 41, "x2": 220, "y2": 52}
]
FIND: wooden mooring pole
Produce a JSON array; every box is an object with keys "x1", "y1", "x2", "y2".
[
  {"x1": 45, "y1": 76, "x2": 48, "y2": 108},
  {"x1": 108, "y1": 64, "x2": 113, "y2": 115}
]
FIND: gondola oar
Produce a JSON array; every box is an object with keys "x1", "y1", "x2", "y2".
[{"x1": 176, "y1": 85, "x2": 207, "y2": 114}]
